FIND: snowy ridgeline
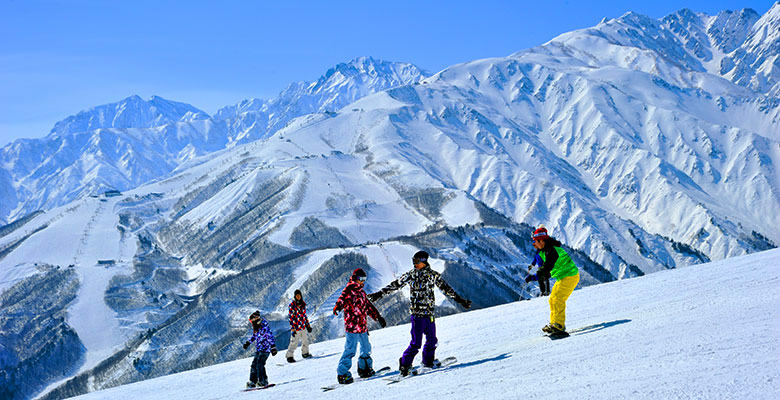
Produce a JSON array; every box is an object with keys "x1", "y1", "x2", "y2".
[
  {"x1": 0, "y1": 58, "x2": 428, "y2": 225},
  {"x1": 70, "y1": 249, "x2": 780, "y2": 400}
]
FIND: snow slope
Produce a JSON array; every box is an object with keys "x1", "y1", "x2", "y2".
[
  {"x1": 71, "y1": 249, "x2": 780, "y2": 400},
  {"x1": 0, "y1": 195, "x2": 136, "y2": 373}
]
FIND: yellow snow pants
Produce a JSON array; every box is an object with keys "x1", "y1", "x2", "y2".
[{"x1": 549, "y1": 273, "x2": 579, "y2": 328}]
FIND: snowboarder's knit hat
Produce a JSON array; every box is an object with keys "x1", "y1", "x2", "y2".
[
  {"x1": 413, "y1": 251, "x2": 429, "y2": 265},
  {"x1": 532, "y1": 225, "x2": 549, "y2": 241},
  {"x1": 249, "y1": 310, "x2": 261, "y2": 321},
  {"x1": 351, "y1": 268, "x2": 367, "y2": 281}
]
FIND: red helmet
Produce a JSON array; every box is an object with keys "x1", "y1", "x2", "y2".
[{"x1": 532, "y1": 226, "x2": 549, "y2": 241}]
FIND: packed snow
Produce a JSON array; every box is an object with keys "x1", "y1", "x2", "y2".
[{"x1": 70, "y1": 249, "x2": 780, "y2": 400}]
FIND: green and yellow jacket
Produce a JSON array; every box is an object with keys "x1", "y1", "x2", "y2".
[{"x1": 538, "y1": 239, "x2": 579, "y2": 280}]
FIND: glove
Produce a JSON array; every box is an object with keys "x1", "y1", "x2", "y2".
[
  {"x1": 271, "y1": 347, "x2": 278, "y2": 356},
  {"x1": 455, "y1": 297, "x2": 472, "y2": 309},
  {"x1": 333, "y1": 306, "x2": 339, "y2": 316},
  {"x1": 525, "y1": 274, "x2": 538, "y2": 283},
  {"x1": 243, "y1": 341, "x2": 250, "y2": 350},
  {"x1": 528, "y1": 264, "x2": 533, "y2": 272},
  {"x1": 367, "y1": 292, "x2": 381, "y2": 302},
  {"x1": 292, "y1": 330, "x2": 296, "y2": 337},
  {"x1": 306, "y1": 325, "x2": 312, "y2": 333},
  {"x1": 377, "y1": 316, "x2": 387, "y2": 328}
]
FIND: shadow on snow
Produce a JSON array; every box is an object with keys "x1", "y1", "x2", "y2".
[
  {"x1": 569, "y1": 319, "x2": 631, "y2": 336},
  {"x1": 444, "y1": 353, "x2": 513, "y2": 372}
]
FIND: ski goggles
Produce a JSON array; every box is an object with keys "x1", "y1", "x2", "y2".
[{"x1": 357, "y1": 275, "x2": 367, "y2": 282}]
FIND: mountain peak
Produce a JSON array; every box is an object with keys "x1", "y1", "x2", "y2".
[
  {"x1": 48, "y1": 95, "x2": 209, "y2": 137},
  {"x1": 213, "y1": 57, "x2": 428, "y2": 143},
  {"x1": 321, "y1": 56, "x2": 428, "y2": 83}
]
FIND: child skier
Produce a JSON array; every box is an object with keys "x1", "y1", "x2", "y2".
[
  {"x1": 530, "y1": 225, "x2": 580, "y2": 333},
  {"x1": 367, "y1": 250, "x2": 471, "y2": 376},
  {"x1": 333, "y1": 268, "x2": 387, "y2": 384},
  {"x1": 286, "y1": 289, "x2": 312, "y2": 363},
  {"x1": 242, "y1": 310, "x2": 278, "y2": 388},
  {"x1": 525, "y1": 253, "x2": 551, "y2": 296}
]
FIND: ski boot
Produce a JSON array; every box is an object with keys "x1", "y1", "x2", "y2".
[
  {"x1": 542, "y1": 323, "x2": 565, "y2": 333},
  {"x1": 358, "y1": 367, "x2": 375, "y2": 378},
  {"x1": 422, "y1": 358, "x2": 441, "y2": 368},
  {"x1": 337, "y1": 374, "x2": 354, "y2": 384},
  {"x1": 286, "y1": 356, "x2": 296, "y2": 363},
  {"x1": 246, "y1": 381, "x2": 257, "y2": 389},
  {"x1": 551, "y1": 323, "x2": 565, "y2": 332},
  {"x1": 398, "y1": 357, "x2": 412, "y2": 376},
  {"x1": 302, "y1": 353, "x2": 312, "y2": 359}
]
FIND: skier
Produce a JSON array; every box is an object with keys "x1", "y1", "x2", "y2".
[
  {"x1": 367, "y1": 250, "x2": 471, "y2": 376},
  {"x1": 286, "y1": 289, "x2": 313, "y2": 363},
  {"x1": 242, "y1": 310, "x2": 278, "y2": 388},
  {"x1": 530, "y1": 225, "x2": 580, "y2": 334},
  {"x1": 333, "y1": 268, "x2": 387, "y2": 384},
  {"x1": 525, "y1": 253, "x2": 551, "y2": 296}
]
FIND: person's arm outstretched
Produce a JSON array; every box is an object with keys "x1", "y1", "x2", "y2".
[{"x1": 367, "y1": 272, "x2": 411, "y2": 302}]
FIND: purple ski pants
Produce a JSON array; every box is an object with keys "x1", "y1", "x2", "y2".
[{"x1": 400, "y1": 314, "x2": 437, "y2": 367}]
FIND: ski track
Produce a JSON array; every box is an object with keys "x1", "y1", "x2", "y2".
[
  {"x1": 68, "y1": 197, "x2": 130, "y2": 372},
  {"x1": 71, "y1": 249, "x2": 780, "y2": 400}
]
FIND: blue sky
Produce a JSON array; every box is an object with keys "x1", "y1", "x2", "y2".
[{"x1": 0, "y1": 0, "x2": 773, "y2": 146}]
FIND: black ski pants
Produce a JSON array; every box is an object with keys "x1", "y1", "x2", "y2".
[{"x1": 250, "y1": 351, "x2": 270, "y2": 385}]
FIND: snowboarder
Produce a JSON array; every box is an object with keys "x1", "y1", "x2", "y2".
[
  {"x1": 333, "y1": 268, "x2": 387, "y2": 384},
  {"x1": 525, "y1": 253, "x2": 551, "y2": 296},
  {"x1": 367, "y1": 250, "x2": 471, "y2": 376},
  {"x1": 243, "y1": 310, "x2": 278, "y2": 389},
  {"x1": 286, "y1": 289, "x2": 312, "y2": 363},
  {"x1": 530, "y1": 225, "x2": 580, "y2": 334}
]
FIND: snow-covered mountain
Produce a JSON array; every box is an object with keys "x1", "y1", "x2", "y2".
[
  {"x1": 67, "y1": 249, "x2": 780, "y2": 400},
  {"x1": 214, "y1": 56, "x2": 429, "y2": 143},
  {"x1": 1, "y1": 4, "x2": 779, "y2": 400},
  {"x1": 48, "y1": 95, "x2": 211, "y2": 138},
  {"x1": 0, "y1": 58, "x2": 428, "y2": 225}
]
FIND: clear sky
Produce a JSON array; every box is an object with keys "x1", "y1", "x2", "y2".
[{"x1": 0, "y1": 0, "x2": 773, "y2": 146}]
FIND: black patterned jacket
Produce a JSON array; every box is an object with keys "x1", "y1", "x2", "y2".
[{"x1": 369, "y1": 266, "x2": 462, "y2": 317}]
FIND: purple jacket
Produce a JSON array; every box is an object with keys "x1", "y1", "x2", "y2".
[{"x1": 248, "y1": 317, "x2": 276, "y2": 353}]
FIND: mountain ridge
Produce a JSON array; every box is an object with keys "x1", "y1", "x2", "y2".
[{"x1": 0, "y1": 57, "x2": 429, "y2": 224}]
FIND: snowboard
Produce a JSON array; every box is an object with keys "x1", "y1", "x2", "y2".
[
  {"x1": 321, "y1": 366, "x2": 392, "y2": 391},
  {"x1": 546, "y1": 331, "x2": 570, "y2": 340},
  {"x1": 384, "y1": 356, "x2": 457, "y2": 384},
  {"x1": 242, "y1": 383, "x2": 275, "y2": 392}
]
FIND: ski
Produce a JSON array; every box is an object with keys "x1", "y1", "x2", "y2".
[
  {"x1": 242, "y1": 383, "x2": 275, "y2": 392},
  {"x1": 321, "y1": 366, "x2": 392, "y2": 391},
  {"x1": 384, "y1": 357, "x2": 457, "y2": 384}
]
